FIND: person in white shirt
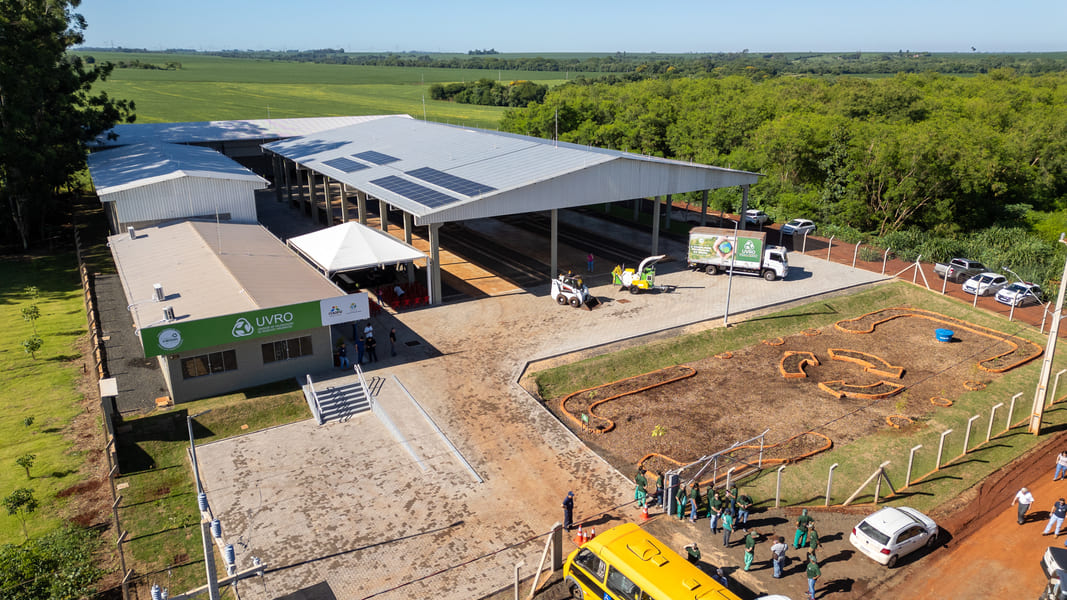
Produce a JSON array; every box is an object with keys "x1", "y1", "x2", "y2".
[
  {"x1": 1012, "y1": 487, "x2": 1034, "y2": 525},
  {"x1": 1055, "y1": 451, "x2": 1067, "y2": 481}
]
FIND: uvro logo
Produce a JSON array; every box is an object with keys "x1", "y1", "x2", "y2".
[{"x1": 232, "y1": 317, "x2": 254, "y2": 337}]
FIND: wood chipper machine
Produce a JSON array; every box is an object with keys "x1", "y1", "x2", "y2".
[{"x1": 612, "y1": 255, "x2": 670, "y2": 293}]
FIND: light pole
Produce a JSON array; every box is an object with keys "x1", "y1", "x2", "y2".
[
  {"x1": 723, "y1": 219, "x2": 740, "y2": 327},
  {"x1": 1030, "y1": 234, "x2": 1067, "y2": 435},
  {"x1": 187, "y1": 409, "x2": 220, "y2": 600}
]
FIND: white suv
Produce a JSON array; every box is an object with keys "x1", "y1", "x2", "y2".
[{"x1": 849, "y1": 506, "x2": 938, "y2": 567}]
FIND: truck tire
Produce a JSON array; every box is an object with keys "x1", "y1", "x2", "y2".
[
  {"x1": 570, "y1": 296, "x2": 582, "y2": 308},
  {"x1": 557, "y1": 294, "x2": 569, "y2": 305},
  {"x1": 705, "y1": 264, "x2": 719, "y2": 275},
  {"x1": 565, "y1": 577, "x2": 585, "y2": 599},
  {"x1": 763, "y1": 269, "x2": 777, "y2": 282}
]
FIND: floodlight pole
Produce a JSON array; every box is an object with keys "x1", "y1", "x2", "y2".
[
  {"x1": 723, "y1": 218, "x2": 740, "y2": 327},
  {"x1": 1030, "y1": 234, "x2": 1067, "y2": 435}
]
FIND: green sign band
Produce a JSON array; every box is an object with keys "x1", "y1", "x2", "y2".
[
  {"x1": 140, "y1": 293, "x2": 370, "y2": 357},
  {"x1": 689, "y1": 233, "x2": 763, "y2": 265}
]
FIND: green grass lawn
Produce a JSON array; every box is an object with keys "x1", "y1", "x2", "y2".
[
  {"x1": 116, "y1": 382, "x2": 309, "y2": 592},
  {"x1": 0, "y1": 254, "x2": 91, "y2": 542},
  {"x1": 74, "y1": 51, "x2": 577, "y2": 127},
  {"x1": 533, "y1": 281, "x2": 1067, "y2": 514}
]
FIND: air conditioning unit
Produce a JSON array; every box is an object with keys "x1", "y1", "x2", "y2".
[
  {"x1": 163, "y1": 306, "x2": 175, "y2": 321},
  {"x1": 153, "y1": 284, "x2": 164, "y2": 302},
  {"x1": 128, "y1": 226, "x2": 136, "y2": 240}
]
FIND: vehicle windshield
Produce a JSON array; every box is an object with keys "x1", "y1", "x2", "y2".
[
  {"x1": 858, "y1": 521, "x2": 890, "y2": 545},
  {"x1": 787, "y1": 220, "x2": 801, "y2": 226},
  {"x1": 979, "y1": 275, "x2": 995, "y2": 283},
  {"x1": 1005, "y1": 284, "x2": 1026, "y2": 293}
]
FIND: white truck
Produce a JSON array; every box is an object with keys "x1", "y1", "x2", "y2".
[{"x1": 688, "y1": 227, "x2": 789, "y2": 281}]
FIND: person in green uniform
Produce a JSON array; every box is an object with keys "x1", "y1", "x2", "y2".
[
  {"x1": 805, "y1": 553, "x2": 821, "y2": 600},
  {"x1": 676, "y1": 485, "x2": 688, "y2": 520},
  {"x1": 721, "y1": 509, "x2": 735, "y2": 546},
  {"x1": 807, "y1": 523, "x2": 820, "y2": 561},
  {"x1": 653, "y1": 471, "x2": 665, "y2": 507},
  {"x1": 743, "y1": 529, "x2": 759, "y2": 571},
  {"x1": 708, "y1": 490, "x2": 724, "y2": 534},
  {"x1": 794, "y1": 508, "x2": 813, "y2": 549},
  {"x1": 688, "y1": 482, "x2": 701, "y2": 522},
  {"x1": 737, "y1": 491, "x2": 753, "y2": 525},
  {"x1": 684, "y1": 542, "x2": 701, "y2": 565},
  {"x1": 635, "y1": 469, "x2": 648, "y2": 507}
]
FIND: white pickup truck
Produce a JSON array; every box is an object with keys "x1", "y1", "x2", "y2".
[{"x1": 933, "y1": 258, "x2": 987, "y2": 283}]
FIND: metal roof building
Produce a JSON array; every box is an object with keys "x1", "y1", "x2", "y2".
[
  {"x1": 109, "y1": 220, "x2": 366, "y2": 402},
  {"x1": 262, "y1": 116, "x2": 761, "y2": 303},
  {"x1": 87, "y1": 142, "x2": 269, "y2": 233}
]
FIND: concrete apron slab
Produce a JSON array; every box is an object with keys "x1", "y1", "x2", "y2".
[{"x1": 196, "y1": 253, "x2": 889, "y2": 600}]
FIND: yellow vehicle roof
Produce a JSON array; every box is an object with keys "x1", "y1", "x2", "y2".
[{"x1": 583, "y1": 523, "x2": 740, "y2": 600}]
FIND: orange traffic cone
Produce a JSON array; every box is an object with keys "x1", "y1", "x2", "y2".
[
  {"x1": 589, "y1": 527, "x2": 596, "y2": 541},
  {"x1": 575, "y1": 525, "x2": 585, "y2": 545},
  {"x1": 641, "y1": 504, "x2": 650, "y2": 521}
]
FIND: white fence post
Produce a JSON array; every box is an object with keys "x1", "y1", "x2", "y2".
[
  {"x1": 906, "y1": 444, "x2": 922, "y2": 487},
  {"x1": 1051, "y1": 370, "x2": 1067, "y2": 407},
  {"x1": 825, "y1": 463, "x2": 839, "y2": 506},
  {"x1": 775, "y1": 465, "x2": 786, "y2": 508},
  {"x1": 1005, "y1": 393, "x2": 1023, "y2": 432},
  {"x1": 826, "y1": 235, "x2": 835, "y2": 261},
  {"x1": 852, "y1": 242, "x2": 861, "y2": 268},
  {"x1": 936, "y1": 429, "x2": 954, "y2": 470},
  {"x1": 882, "y1": 248, "x2": 891, "y2": 274},
  {"x1": 987, "y1": 403, "x2": 1004, "y2": 442},
  {"x1": 962, "y1": 415, "x2": 980, "y2": 454}
]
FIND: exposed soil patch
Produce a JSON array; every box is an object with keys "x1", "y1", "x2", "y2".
[{"x1": 543, "y1": 307, "x2": 1037, "y2": 479}]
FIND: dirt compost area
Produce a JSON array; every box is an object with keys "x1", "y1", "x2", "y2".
[{"x1": 543, "y1": 307, "x2": 1042, "y2": 482}]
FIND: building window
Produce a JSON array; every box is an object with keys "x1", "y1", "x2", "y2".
[
  {"x1": 181, "y1": 350, "x2": 238, "y2": 379},
  {"x1": 261, "y1": 335, "x2": 314, "y2": 364}
]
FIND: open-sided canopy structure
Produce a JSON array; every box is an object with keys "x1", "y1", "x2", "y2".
[{"x1": 287, "y1": 222, "x2": 427, "y2": 276}]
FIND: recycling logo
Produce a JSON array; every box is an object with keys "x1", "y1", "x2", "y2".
[{"x1": 232, "y1": 317, "x2": 255, "y2": 338}]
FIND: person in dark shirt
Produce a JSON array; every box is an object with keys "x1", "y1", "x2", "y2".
[{"x1": 366, "y1": 335, "x2": 378, "y2": 362}]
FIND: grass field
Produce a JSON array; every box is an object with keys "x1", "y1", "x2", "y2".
[
  {"x1": 73, "y1": 51, "x2": 578, "y2": 127},
  {"x1": 533, "y1": 281, "x2": 1067, "y2": 514},
  {"x1": 0, "y1": 254, "x2": 91, "y2": 542}
]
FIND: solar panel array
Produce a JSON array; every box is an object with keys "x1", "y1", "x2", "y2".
[
  {"x1": 407, "y1": 167, "x2": 496, "y2": 197},
  {"x1": 322, "y1": 157, "x2": 369, "y2": 173},
  {"x1": 371, "y1": 175, "x2": 458, "y2": 209},
  {"x1": 354, "y1": 150, "x2": 400, "y2": 165}
]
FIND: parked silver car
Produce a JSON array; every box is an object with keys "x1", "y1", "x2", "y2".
[
  {"x1": 962, "y1": 272, "x2": 1008, "y2": 296},
  {"x1": 995, "y1": 282, "x2": 1042, "y2": 306},
  {"x1": 849, "y1": 506, "x2": 938, "y2": 567},
  {"x1": 781, "y1": 218, "x2": 816, "y2": 235}
]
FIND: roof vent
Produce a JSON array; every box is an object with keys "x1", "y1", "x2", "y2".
[
  {"x1": 163, "y1": 306, "x2": 175, "y2": 321},
  {"x1": 153, "y1": 283, "x2": 164, "y2": 302},
  {"x1": 128, "y1": 226, "x2": 136, "y2": 240}
]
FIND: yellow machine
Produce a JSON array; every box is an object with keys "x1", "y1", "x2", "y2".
[
  {"x1": 563, "y1": 523, "x2": 740, "y2": 600},
  {"x1": 612, "y1": 255, "x2": 668, "y2": 293}
]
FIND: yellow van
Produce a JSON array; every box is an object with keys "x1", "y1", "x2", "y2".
[{"x1": 563, "y1": 523, "x2": 741, "y2": 599}]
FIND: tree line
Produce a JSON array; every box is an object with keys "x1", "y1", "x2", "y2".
[
  {"x1": 500, "y1": 70, "x2": 1067, "y2": 285},
  {"x1": 429, "y1": 79, "x2": 547, "y2": 107}
]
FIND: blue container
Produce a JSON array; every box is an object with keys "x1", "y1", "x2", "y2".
[{"x1": 935, "y1": 328, "x2": 954, "y2": 343}]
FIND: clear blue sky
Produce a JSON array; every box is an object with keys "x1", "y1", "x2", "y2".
[{"x1": 76, "y1": 0, "x2": 1065, "y2": 54}]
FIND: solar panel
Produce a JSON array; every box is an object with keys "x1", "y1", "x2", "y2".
[
  {"x1": 353, "y1": 150, "x2": 400, "y2": 165},
  {"x1": 406, "y1": 167, "x2": 496, "y2": 197},
  {"x1": 371, "y1": 176, "x2": 459, "y2": 209},
  {"x1": 322, "y1": 157, "x2": 369, "y2": 173}
]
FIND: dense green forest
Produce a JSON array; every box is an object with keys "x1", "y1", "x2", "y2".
[
  {"x1": 428, "y1": 78, "x2": 547, "y2": 107},
  {"x1": 501, "y1": 70, "x2": 1067, "y2": 286}
]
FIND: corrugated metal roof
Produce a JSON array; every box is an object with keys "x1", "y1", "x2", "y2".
[
  {"x1": 96, "y1": 115, "x2": 411, "y2": 147},
  {"x1": 262, "y1": 116, "x2": 760, "y2": 225},
  {"x1": 108, "y1": 221, "x2": 341, "y2": 332},
  {"x1": 88, "y1": 142, "x2": 268, "y2": 196}
]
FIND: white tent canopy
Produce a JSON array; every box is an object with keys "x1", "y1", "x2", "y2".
[{"x1": 286, "y1": 222, "x2": 427, "y2": 276}]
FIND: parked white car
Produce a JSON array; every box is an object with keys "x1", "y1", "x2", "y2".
[
  {"x1": 962, "y1": 272, "x2": 1008, "y2": 296},
  {"x1": 781, "y1": 218, "x2": 816, "y2": 235},
  {"x1": 849, "y1": 506, "x2": 938, "y2": 567},
  {"x1": 744, "y1": 209, "x2": 770, "y2": 226},
  {"x1": 995, "y1": 282, "x2": 1042, "y2": 307}
]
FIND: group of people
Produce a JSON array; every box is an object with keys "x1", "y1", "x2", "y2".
[
  {"x1": 338, "y1": 321, "x2": 401, "y2": 368},
  {"x1": 633, "y1": 469, "x2": 754, "y2": 546},
  {"x1": 1010, "y1": 450, "x2": 1067, "y2": 541}
]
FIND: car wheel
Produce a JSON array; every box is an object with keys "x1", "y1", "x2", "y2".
[
  {"x1": 887, "y1": 554, "x2": 898, "y2": 568},
  {"x1": 925, "y1": 530, "x2": 938, "y2": 548},
  {"x1": 565, "y1": 577, "x2": 584, "y2": 599},
  {"x1": 763, "y1": 270, "x2": 777, "y2": 282},
  {"x1": 557, "y1": 294, "x2": 569, "y2": 305}
]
